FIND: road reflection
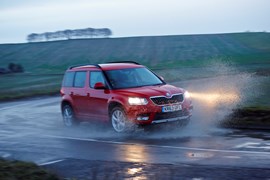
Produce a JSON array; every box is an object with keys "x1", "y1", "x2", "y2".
[
  {"x1": 120, "y1": 144, "x2": 149, "y2": 179},
  {"x1": 122, "y1": 144, "x2": 149, "y2": 162},
  {"x1": 126, "y1": 167, "x2": 147, "y2": 180},
  {"x1": 127, "y1": 167, "x2": 143, "y2": 175}
]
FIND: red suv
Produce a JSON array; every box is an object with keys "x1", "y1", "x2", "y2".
[{"x1": 60, "y1": 62, "x2": 193, "y2": 132}]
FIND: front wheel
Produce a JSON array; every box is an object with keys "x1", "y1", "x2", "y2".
[
  {"x1": 110, "y1": 107, "x2": 129, "y2": 133},
  {"x1": 62, "y1": 104, "x2": 78, "y2": 127}
]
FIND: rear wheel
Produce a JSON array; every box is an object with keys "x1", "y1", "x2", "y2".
[
  {"x1": 62, "y1": 104, "x2": 78, "y2": 127},
  {"x1": 110, "y1": 107, "x2": 129, "y2": 133}
]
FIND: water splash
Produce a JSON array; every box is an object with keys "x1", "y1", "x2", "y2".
[{"x1": 137, "y1": 60, "x2": 261, "y2": 139}]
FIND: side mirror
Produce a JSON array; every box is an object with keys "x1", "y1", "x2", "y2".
[{"x1": 94, "y1": 82, "x2": 106, "y2": 89}]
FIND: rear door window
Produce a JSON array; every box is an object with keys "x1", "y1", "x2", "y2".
[
  {"x1": 74, "y1": 71, "x2": 87, "y2": 88},
  {"x1": 62, "y1": 71, "x2": 75, "y2": 87},
  {"x1": 90, "y1": 71, "x2": 105, "y2": 88}
]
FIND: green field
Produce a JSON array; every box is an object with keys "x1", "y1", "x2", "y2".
[
  {"x1": 0, "y1": 74, "x2": 62, "y2": 100},
  {"x1": 0, "y1": 32, "x2": 270, "y2": 103}
]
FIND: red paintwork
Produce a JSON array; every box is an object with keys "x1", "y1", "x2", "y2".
[{"x1": 60, "y1": 63, "x2": 193, "y2": 125}]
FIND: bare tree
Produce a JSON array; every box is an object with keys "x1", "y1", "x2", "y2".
[
  {"x1": 63, "y1": 30, "x2": 73, "y2": 40},
  {"x1": 27, "y1": 33, "x2": 39, "y2": 42}
]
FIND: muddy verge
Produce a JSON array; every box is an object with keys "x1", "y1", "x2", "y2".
[{"x1": 0, "y1": 158, "x2": 59, "y2": 180}]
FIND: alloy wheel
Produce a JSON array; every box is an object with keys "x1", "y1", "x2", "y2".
[{"x1": 111, "y1": 109, "x2": 126, "y2": 132}]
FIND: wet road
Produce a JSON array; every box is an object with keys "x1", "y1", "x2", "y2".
[{"x1": 0, "y1": 76, "x2": 270, "y2": 179}]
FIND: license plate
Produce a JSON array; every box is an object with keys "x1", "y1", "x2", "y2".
[{"x1": 162, "y1": 104, "x2": 182, "y2": 112}]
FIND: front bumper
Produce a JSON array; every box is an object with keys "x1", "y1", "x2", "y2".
[
  {"x1": 126, "y1": 102, "x2": 193, "y2": 125},
  {"x1": 151, "y1": 114, "x2": 191, "y2": 124}
]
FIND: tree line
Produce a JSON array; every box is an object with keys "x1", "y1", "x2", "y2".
[{"x1": 27, "y1": 28, "x2": 112, "y2": 42}]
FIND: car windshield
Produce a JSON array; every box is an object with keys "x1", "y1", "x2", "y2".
[{"x1": 105, "y1": 67, "x2": 164, "y2": 89}]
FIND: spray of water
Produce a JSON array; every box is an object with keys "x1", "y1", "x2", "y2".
[{"x1": 131, "y1": 60, "x2": 260, "y2": 139}]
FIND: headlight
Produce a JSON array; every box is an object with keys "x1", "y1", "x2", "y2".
[
  {"x1": 128, "y1": 97, "x2": 148, "y2": 105},
  {"x1": 184, "y1": 91, "x2": 191, "y2": 99}
]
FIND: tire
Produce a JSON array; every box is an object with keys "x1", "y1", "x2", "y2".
[
  {"x1": 62, "y1": 104, "x2": 78, "y2": 127},
  {"x1": 110, "y1": 107, "x2": 130, "y2": 133}
]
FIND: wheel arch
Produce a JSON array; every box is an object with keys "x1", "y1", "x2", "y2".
[
  {"x1": 108, "y1": 101, "x2": 124, "y2": 115},
  {"x1": 61, "y1": 100, "x2": 72, "y2": 111}
]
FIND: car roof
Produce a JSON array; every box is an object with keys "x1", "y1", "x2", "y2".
[{"x1": 68, "y1": 62, "x2": 144, "y2": 71}]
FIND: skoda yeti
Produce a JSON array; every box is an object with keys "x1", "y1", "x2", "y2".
[{"x1": 60, "y1": 62, "x2": 193, "y2": 132}]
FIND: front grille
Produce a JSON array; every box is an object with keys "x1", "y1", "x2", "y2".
[
  {"x1": 150, "y1": 94, "x2": 183, "y2": 105},
  {"x1": 154, "y1": 111, "x2": 183, "y2": 121}
]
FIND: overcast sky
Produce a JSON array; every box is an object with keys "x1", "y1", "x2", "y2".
[{"x1": 0, "y1": 0, "x2": 269, "y2": 44}]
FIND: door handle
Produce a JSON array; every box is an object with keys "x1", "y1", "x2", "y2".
[
  {"x1": 87, "y1": 93, "x2": 90, "y2": 97},
  {"x1": 70, "y1": 92, "x2": 74, "y2": 95}
]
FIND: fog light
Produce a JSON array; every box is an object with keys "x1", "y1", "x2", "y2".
[{"x1": 137, "y1": 116, "x2": 149, "y2": 121}]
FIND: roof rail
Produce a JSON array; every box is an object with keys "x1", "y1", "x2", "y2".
[
  {"x1": 106, "y1": 61, "x2": 140, "y2": 65},
  {"x1": 68, "y1": 64, "x2": 100, "y2": 69},
  {"x1": 68, "y1": 61, "x2": 140, "y2": 69}
]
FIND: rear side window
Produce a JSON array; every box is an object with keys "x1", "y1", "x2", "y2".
[
  {"x1": 62, "y1": 72, "x2": 75, "y2": 87},
  {"x1": 74, "y1": 71, "x2": 86, "y2": 88}
]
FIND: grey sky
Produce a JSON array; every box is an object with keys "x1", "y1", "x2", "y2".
[{"x1": 0, "y1": 0, "x2": 269, "y2": 43}]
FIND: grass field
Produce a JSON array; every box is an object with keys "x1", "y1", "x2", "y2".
[
  {"x1": 0, "y1": 32, "x2": 269, "y2": 106},
  {"x1": 0, "y1": 74, "x2": 62, "y2": 100}
]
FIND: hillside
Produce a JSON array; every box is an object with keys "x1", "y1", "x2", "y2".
[
  {"x1": 0, "y1": 32, "x2": 270, "y2": 100},
  {"x1": 0, "y1": 32, "x2": 270, "y2": 73}
]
